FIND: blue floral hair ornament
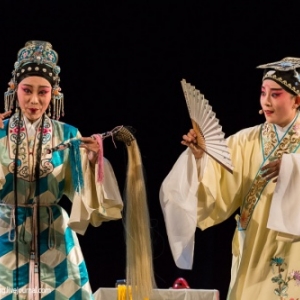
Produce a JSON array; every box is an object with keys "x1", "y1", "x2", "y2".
[{"x1": 69, "y1": 139, "x2": 84, "y2": 192}]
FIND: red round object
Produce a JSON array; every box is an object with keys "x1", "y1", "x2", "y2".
[{"x1": 172, "y1": 277, "x2": 190, "y2": 289}]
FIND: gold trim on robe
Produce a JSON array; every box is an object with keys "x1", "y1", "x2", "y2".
[{"x1": 239, "y1": 113, "x2": 300, "y2": 230}]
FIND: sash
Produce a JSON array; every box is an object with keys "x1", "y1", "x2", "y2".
[{"x1": 239, "y1": 113, "x2": 300, "y2": 230}]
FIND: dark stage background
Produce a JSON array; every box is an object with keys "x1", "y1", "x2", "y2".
[{"x1": 1, "y1": 1, "x2": 300, "y2": 299}]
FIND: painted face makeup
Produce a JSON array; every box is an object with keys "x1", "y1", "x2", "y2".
[
  {"x1": 260, "y1": 79, "x2": 299, "y2": 127},
  {"x1": 17, "y1": 76, "x2": 52, "y2": 122}
]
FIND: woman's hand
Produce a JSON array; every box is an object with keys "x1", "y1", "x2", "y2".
[
  {"x1": 181, "y1": 128, "x2": 204, "y2": 159},
  {"x1": 80, "y1": 136, "x2": 100, "y2": 165},
  {"x1": 261, "y1": 159, "x2": 281, "y2": 182},
  {"x1": 0, "y1": 111, "x2": 12, "y2": 128}
]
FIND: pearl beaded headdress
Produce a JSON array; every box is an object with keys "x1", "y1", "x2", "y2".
[{"x1": 4, "y1": 40, "x2": 64, "y2": 119}]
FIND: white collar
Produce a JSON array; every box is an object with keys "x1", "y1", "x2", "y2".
[
  {"x1": 274, "y1": 115, "x2": 297, "y2": 139},
  {"x1": 23, "y1": 116, "x2": 42, "y2": 136},
  {"x1": 274, "y1": 116, "x2": 296, "y2": 133}
]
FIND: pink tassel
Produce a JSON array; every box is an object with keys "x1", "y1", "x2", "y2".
[{"x1": 92, "y1": 134, "x2": 104, "y2": 183}]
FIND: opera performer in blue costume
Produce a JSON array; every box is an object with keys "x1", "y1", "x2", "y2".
[{"x1": 0, "y1": 41, "x2": 155, "y2": 300}]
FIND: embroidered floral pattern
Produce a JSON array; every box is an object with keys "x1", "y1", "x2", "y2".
[
  {"x1": 292, "y1": 119, "x2": 300, "y2": 137},
  {"x1": 270, "y1": 257, "x2": 300, "y2": 299},
  {"x1": 262, "y1": 123, "x2": 278, "y2": 157},
  {"x1": 240, "y1": 116, "x2": 300, "y2": 230},
  {"x1": 7, "y1": 114, "x2": 54, "y2": 180}
]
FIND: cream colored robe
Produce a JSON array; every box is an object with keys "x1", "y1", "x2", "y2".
[{"x1": 160, "y1": 117, "x2": 300, "y2": 300}]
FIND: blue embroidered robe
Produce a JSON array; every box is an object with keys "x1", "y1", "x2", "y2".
[{"x1": 0, "y1": 114, "x2": 123, "y2": 299}]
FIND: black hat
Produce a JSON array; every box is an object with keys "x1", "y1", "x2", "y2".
[{"x1": 257, "y1": 57, "x2": 300, "y2": 95}]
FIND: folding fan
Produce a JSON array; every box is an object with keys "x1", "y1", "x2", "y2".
[{"x1": 181, "y1": 79, "x2": 234, "y2": 173}]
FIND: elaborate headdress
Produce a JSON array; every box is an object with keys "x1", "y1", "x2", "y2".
[
  {"x1": 4, "y1": 40, "x2": 64, "y2": 119},
  {"x1": 257, "y1": 57, "x2": 300, "y2": 95}
]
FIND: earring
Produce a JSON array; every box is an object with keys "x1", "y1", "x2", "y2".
[
  {"x1": 51, "y1": 86, "x2": 64, "y2": 120},
  {"x1": 15, "y1": 100, "x2": 19, "y2": 113},
  {"x1": 4, "y1": 81, "x2": 16, "y2": 112},
  {"x1": 47, "y1": 103, "x2": 52, "y2": 117}
]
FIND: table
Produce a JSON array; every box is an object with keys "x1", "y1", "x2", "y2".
[{"x1": 94, "y1": 288, "x2": 220, "y2": 300}]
